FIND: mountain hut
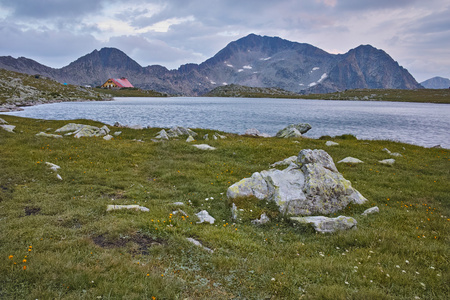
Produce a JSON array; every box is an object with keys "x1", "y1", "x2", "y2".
[{"x1": 101, "y1": 78, "x2": 134, "y2": 89}]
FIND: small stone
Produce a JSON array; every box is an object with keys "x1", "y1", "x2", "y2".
[
  {"x1": 192, "y1": 144, "x2": 216, "y2": 150},
  {"x1": 196, "y1": 210, "x2": 215, "y2": 224},
  {"x1": 106, "y1": 204, "x2": 149, "y2": 212},
  {"x1": 56, "y1": 174, "x2": 63, "y2": 180},
  {"x1": 338, "y1": 157, "x2": 364, "y2": 164},
  {"x1": 113, "y1": 131, "x2": 122, "y2": 136},
  {"x1": 251, "y1": 213, "x2": 270, "y2": 225},
  {"x1": 36, "y1": 132, "x2": 63, "y2": 138},
  {"x1": 270, "y1": 156, "x2": 298, "y2": 167},
  {"x1": 103, "y1": 135, "x2": 113, "y2": 140},
  {"x1": 203, "y1": 134, "x2": 209, "y2": 140},
  {"x1": 0, "y1": 118, "x2": 7, "y2": 124},
  {"x1": 45, "y1": 162, "x2": 61, "y2": 172},
  {"x1": 0, "y1": 124, "x2": 15, "y2": 133},
  {"x1": 186, "y1": 136, "x2": 195, "y2": 142},
  {"x1": 173, "y1": 202, "x2": 184, "y2": 206},
  {"x1": 291, "y1": 215, "x2": 357, "y2": 233},
  {"x1": 362, "y1": 206, "x2": 379, "y2": 216},
  {"x1": 186, "y1": 238, "x2": 214, "y2": 253},
  {"x1": 326, "y1": 141, "x2": 339, "y2": 146},
  {"x1": 379, "y1": 159, "x2": 395, "y2": 165}
]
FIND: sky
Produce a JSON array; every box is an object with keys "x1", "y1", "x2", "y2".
[{"x1": 0, "y1": 0, "x2": 449, "y2": 82}]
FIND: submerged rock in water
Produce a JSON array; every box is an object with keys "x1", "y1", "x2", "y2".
[{"x1": 227, "y1": 149, "x2": 367, "y2": 216}]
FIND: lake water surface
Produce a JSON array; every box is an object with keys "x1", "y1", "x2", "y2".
[{"x1": 3, "y1": 97, "x2": 449, "y2": 148}]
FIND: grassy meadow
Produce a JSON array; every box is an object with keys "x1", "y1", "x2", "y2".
[{"x1": 0, "y1": 115, "x2": 448, "y2": 299}]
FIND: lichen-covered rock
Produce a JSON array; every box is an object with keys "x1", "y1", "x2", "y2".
[
  {"x1": 227, "y1": 172, "x2": 272, "y2": 200},
  {"x1": 290, "y1": 215, "x2": 357, "y2": 233},
  {"x1": 55, "y1": 123, "x2": 110, "y2": 138},
  {"x1": 338, "y1": 157, "x2": 363, "y2": 164},
  {"x1": 276, "y1": 123, "x2": 312, "y2": 138},
  {"x1": 186, "y1": 136, "x2": 195, "y2": 142},
  {"x1": 0, "y1": 118, "x2": 7, "y2": 124},
  {"x1": 227, "y1": 149, "x2": 367, "y2": 216},
  {"x1": 270, "y1": 156, "x2": 298, "y2": 167}
]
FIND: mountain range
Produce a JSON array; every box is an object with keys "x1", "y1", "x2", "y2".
[
  {"x1": 0, "y1": 34, "x2": 423, "y2": 96},
  {"x1": 420, "y1": 76, "x2": 450, "y2": 89}
]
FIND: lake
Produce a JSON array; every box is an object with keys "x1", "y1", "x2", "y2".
[{"x1": 2, "y1": 97, "x2": 449, "y2": 148}]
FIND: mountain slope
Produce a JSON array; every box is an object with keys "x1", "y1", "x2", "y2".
[
  {"x1": 0, "y1": 34, "x2": 422, "y2": 95},
  {"x1": 420, "y1": 76, "x2": 450, "y2": 89}
]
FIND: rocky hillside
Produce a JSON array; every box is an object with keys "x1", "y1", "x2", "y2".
[
  {"x1": 0, "y1": 34, "x2": 423, "y2": 96},
  {"x1": 0, "y1": 69, "x2": 111, "y2": 112},
  {"x1": 420, "y1": 76, "x2": 450, "y2": 89}
]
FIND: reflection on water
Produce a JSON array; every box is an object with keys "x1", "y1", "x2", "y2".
[{"x1": 2, "y1": 97, "x2": 449, "y2": 148}]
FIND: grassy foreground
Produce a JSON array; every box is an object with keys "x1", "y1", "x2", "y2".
[{"x1": 0, "y1": 115, "x2": 448, "y2": 299}]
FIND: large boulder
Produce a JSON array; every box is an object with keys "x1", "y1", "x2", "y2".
[
  {"x1": 227, "y1": 149, "x2": 367, "y2": 216},
  {"x1": 276, "y1": 123, "x2": 312, "y2": 138}
]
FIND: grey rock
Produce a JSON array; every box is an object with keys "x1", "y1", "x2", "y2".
[
  {"x1": 106, "y1": 204, "x2": 150, "y2": 212},
  {"x1": 155, "y1": 129, "x2": 169, "y2": 140},
  {"x1": 114, "y1": 131, "x2": 122, "y2": 136},
  {"x1": 203, "y1": 134, "x2": 209, "y2": 140},
  {"x1": 196, "y1": 210, "x2": 215, "y2": 224},
  {"x1": 244, "y1": 128, "x2": 261, "y2": 136},
  {"x1": 390, "y1": 152, "x2": 402, "y2": 157},
  {"x1": 0, "y1": 117, "x2": 7, "y2": 124},
  {"x1": 113, "y1": 122, "x2": 124, "y2": 127},
  {"x1": 291, "y1": 215, "x2": 357, "y2": 233},
  {"x1": 128, "y1": 125, "x2": 143, "y2": 130},
  {"x1": 173, "y1": 202, "x2": 185, "y2": 206},
  {"x1": 338, "y1": 157, "x2": 364, "y2": 164},
  {"x1": 277, "y1": 127, "x2": 302, "y2": 138},
  {"x1": 56, "y1": 174, "x2": 63, "y2": 181},
  {"x1": 251, "y1": 213, "x2": 270, "y2": 225},
  {"x1": 382, "y1": 148, "x2": 392, "y2": 154},
  {"x1": 270, "y1": 156, "x2": 298, "y2": 167},
  {"x1": 0, "y1": 124, "x2": 15, "y2": 133},
  {"x1": 45, "y1": 162, "x2": 61, "y2": 172},
  {"x1": 36, "y1": 132, "x2": 63, "y2": 138},
  {"x1": 103, "y1": 135, "x2": 113, "y2": 140},
  {"x1": 186, "y1": 135, "x2": 195, "y2": 142},
  {"x1": 362, "y1": 206, "x2": 379, "y2": 216},
  {"x1": 192, "y1": 144, "x2": 216, "y2": 150},
  {"x1": 227, "y1": 149, "x2": 367, "y2": 216},
  {"x1": 276, "y1": 123, "x2": 312, "y2": 138},
  {"x1": 379, "y1": 159, "x2": 395, "y2": 165},
  {"x1": 325, "y1": 141, "x2": 339, "y2": 146},
  {"x1": 55, "y1": 123, "x2": 85, "y2": 132},
  {"x1": 214, "y1": 133, "x2": 227, "y2": 139},
  {"x1": 186, "y1": 238, "x2": 214, "y2": 253}
]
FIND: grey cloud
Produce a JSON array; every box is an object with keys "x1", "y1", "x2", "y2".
[{"x1": 0, "y1": 0, "x2": 104, "y2": 19}]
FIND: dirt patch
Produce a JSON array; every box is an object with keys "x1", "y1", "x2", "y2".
[
  {"x1": 92, "y1": 232, "x2": 166, "y2": 255},
  {"x1": 24, "y1": 206, "x2": 41, "y2": 216}
]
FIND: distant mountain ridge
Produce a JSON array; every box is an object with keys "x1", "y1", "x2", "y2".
[
  {"x1": 0, "y1": 34, "x2": 422, "y2": 96},
  {"x1": 420, "y1": 77, "x2": 450, "y2": 89}
]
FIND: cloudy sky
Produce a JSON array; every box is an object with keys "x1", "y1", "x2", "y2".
[{"x1": 0, "y1": 0, "x2": 449, "y2": 82}]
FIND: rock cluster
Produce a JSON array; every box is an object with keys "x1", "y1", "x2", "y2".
[
  {"x1": 227, "y1": 149, "x2": 367, "y2": 217},
  {"x1": 155, "y1": 126, "x2": 198, "y2": 140}
]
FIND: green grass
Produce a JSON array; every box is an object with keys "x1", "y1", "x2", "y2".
[{"x1": 0, "y1": 115, "x2": 449, "y2": 299}]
